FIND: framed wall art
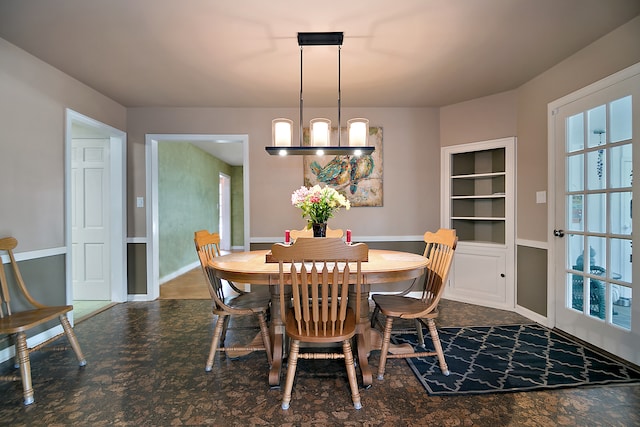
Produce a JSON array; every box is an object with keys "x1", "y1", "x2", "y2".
[{"x1": 303, "y1": 126, "x2": 383, "y2": 207}]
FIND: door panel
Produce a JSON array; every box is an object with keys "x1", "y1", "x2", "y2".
[{"x1": 72, "y1": 139, "x2": 110, "y2": 300}]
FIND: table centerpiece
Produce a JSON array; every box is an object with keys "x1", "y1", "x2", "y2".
[{"x1": 291, "y1": 185, "x2": 350, "y2": 237}]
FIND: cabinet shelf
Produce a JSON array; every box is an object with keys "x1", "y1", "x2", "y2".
[
  {"x1": 452, "y1": 194, "x2": 505, "y2": 199},
  {"x1": 452, "y1": 172, "x2": 505, "y2": 179}
]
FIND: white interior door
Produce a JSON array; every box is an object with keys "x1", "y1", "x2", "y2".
[
  {"x1": 551, "y1": 67, "x2": 639, "y2": 365},
  {"x1": 72, "y1": 138, "x2": 111, "y2": 300},
  {"x1": 219, "y1": 173, "x2": 231, "y2": 251}
]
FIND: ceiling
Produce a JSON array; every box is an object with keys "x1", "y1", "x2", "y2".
[
  {"x1": 1, "y1": 0, "x2": 639, "y2": 109},
  {"x1": 2, "y1": 1, "x2": 640, "y2": 165}
]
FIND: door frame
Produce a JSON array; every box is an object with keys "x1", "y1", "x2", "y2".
[
  {"x1": 547, "y1": 62, "x2": 640, "y2": 328},
  {"x1": 145, "y1": 134, "x2": 250, "y2": 301},
  {"x1": 65, "y1": 109, "x2": 128, "y2": 306},
  {"x1": 219, "y1": 172, "x2": 231, "y2": 251}
]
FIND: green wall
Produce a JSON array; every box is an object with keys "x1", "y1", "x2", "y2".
[{"x1": 158, "y1": 143, "x2": 240, "y2": 279}]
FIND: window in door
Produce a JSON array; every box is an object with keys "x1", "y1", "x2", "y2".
[{"x1": 565, "y1": 95, "x2": 632, "y2": 329}]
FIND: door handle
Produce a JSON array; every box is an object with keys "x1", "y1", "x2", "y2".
[{"x1": 553, "y1": 229, "x2": 565, "y2": 237}]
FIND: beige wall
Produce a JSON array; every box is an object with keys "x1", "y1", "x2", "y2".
[
  {"x1": 0, "y1": 38, "x2": 126, "y2": 252},
  {"x1": 440, "y1": 90, "x2": 518, "y2": 148},
  {"x1": 515, "y1": 15, "x2": 640, "y2": 242},
  {"x1": 127, "y1": 107, "x2": 441, "y2": 239},
  {"x1": 439, "y1": 16, "x2": 640, "y2": 243}
]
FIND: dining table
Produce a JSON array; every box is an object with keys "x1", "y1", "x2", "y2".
[{"x1": 207, "y1": 247, "x2": 429, "y2": 388}]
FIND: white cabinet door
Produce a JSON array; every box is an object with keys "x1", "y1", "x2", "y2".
[{"x1": 445, "y1": 243, "x2": 509, "y2": 309}]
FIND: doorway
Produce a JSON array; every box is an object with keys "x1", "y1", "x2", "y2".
[
  {"x1": 65, "y1": 109, "x2": 127, "y2": 321},
  {"x1": 145, "y1": 134, "x2": 249, "y2": 301},
  {"x1": 549, "y1": 63, "x2": 640, "y2": 365}
]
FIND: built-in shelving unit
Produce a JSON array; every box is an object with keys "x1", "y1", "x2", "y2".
[{"x1": 441, "y1": 137, "x2": 515, "y2": 310}]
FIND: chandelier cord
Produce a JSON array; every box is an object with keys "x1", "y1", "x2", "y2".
[
  {"x1": 338, "y1": 45, "x2": 342, "y2": 147},
  {"x1": 300, "y1": 46, "x2": 304, "y2": 147}
]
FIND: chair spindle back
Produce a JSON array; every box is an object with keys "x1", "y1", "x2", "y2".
[
  {"x1": 420, "y1": 229, "x2": 457, "y2": 311},
  {"x1": 270, "y1": 238, "x2": 368, "y2": 337}
]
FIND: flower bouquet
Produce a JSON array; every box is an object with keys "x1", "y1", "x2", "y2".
[{"x1": 291, "y1": 185, "x2": 350, "y2": 234}]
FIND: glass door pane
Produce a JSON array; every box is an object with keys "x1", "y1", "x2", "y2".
[{"x1": 564, "y1": 95, "x2": 633, "y2": 325}]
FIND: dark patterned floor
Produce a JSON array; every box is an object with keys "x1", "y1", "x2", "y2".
[{"x1": 0, "y1": 299, "x2": 639, "y2": 426}]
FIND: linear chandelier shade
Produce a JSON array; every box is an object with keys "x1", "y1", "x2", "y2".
[{"x1": 266, "y1": 32, "x2": 374, "y2": 157}]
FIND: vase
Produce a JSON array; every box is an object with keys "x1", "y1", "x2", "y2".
[{"x1": 312, "y1": 223, "x2": 327, "y2": 237}]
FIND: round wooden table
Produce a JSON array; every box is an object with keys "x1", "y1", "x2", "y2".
[{"x1": 209, "y1": 248, "x2": 429, "y2": 387}]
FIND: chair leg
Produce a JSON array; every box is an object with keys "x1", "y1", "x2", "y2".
[
  {"x1": 220, "y1": 315, "x2": 231, "y2": 344},
  {"x1": 281, "y1": 340, "x2": 300, "y2": 410},
  {"x1": 343, "y1": 340, "x2": 362, "y2": 410},
  {"x1": 377, "y1": 316, "x2": 394, "y2": 381},
  {"x1": 257, "y1": 313, "x2": 273, "y2": 365},
  {"x1": 426, "y1": 319, "x2": 449, "y2": 376},
  {"x1": 415, "y1": 319, "x2": 425, "y2": 348},
  {"x1": 206, "y1": 314, "x2": 227, "y2": 372},
  {"x1": 59, "y1": 314, "x2": 87, "y2": 366},
  {"x1": 15, "y1": 332, "x2": 34, "y2": 405},
  {"x1": 11, "y1": 335, "x2": 19, "y2": 369},
  {"x1": 370, "y1": 305, "x2": 380, "y2": 328}
]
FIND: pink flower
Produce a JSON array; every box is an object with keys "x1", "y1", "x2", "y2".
[{"x1": 290, "y1": 185, "x2": 350, "y2": 226}]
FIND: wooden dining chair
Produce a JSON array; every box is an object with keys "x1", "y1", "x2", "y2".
[
  {"x1": 270, "y1": 237, "x2": 369, "y2": 410},
  {"x1": 194, "y1": 230, "x2": 250, "y2": 295},
  {"x1": 194, "y1": 234, "x2": 272, "y2": 373},
  {"x1": 0, "y1": 237, "x2": 87, "y2": 405},
  {"x1": 371, "y1": 228, "x2": 457, "y2": 381},
  {"x1": 289, "y1": 226, "x2": 344, "y2": 241}
]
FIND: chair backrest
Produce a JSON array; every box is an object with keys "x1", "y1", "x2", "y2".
[
  {"x1": 419, "y1": 229, "x2": 457, "y2": 311},
  {"x1": 0, "y1": 237, "x2": 45, "y2": 318},
  {"x1": 196, "y1": 249, "x2": 234, "y2": 312},
  {"x1": 194, "y1": 230, "x2": 222, "y2": 262},
  {"x1": 289, "y1": 227, "x2": 344, "y2": 241},
  {"x1": 194, "y1": 230, "x2": 227, "y2": 305},
  {"x1": 195, "y1": 229, "x2": 248, "y2": 296},
  {"x1": 270, "y1": 238, "x2": 368, "y2": 338}
]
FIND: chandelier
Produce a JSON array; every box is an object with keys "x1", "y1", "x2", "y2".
[{"x1": 266, "y1": 32, "x2": 374, "y2": 157}]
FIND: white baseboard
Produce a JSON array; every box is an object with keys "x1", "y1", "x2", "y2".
[
  {"x1": 127, "y1": 294, "x2": 155, "y2": 302},
  {"x1": 159, "y1": 261, "x2": 200, "y2": 285},
  {"x1": 515, "y1": 304, "x2": 549, "y2": 326}
]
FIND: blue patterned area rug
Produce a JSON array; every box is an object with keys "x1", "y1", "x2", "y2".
[{"x1": 392, "y1": 324, "x2": 640, "y2": 395}]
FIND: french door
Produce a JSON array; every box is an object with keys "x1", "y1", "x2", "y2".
[{"x1": 551, "y1": 64, "x2": 639, "y2": 365}]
